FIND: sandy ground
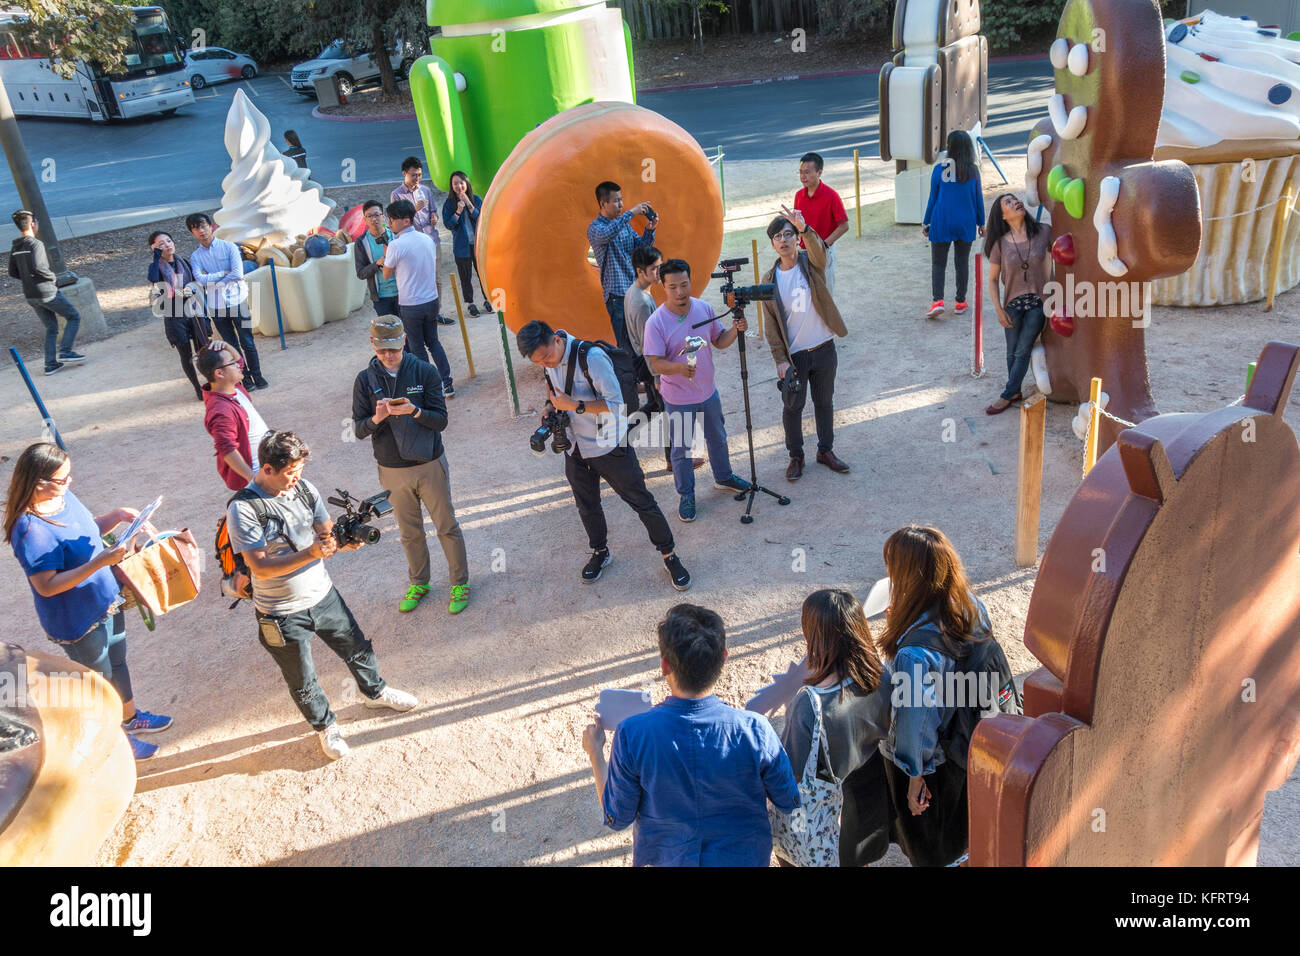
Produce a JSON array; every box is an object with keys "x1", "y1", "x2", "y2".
[{"x1": 1, "y1": 153, "x2": 1297, "y2": 867}]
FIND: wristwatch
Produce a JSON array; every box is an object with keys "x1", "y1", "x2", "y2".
[{"x1": 575, "y1": 400, "x2": 587, "y2": 415}]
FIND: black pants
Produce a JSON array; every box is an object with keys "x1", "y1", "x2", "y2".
[
  {"x1": 564, "y1": 443, "x2": 674, "y2": 554},
  {"x1": 883, "y1": 757, "x2": 968, "y2": 867},
  {"x1": 455, "y1": 254, "x2": 487, "y2": 305},
  {"x1": 605, "y1": 294, "x2": 632, "y2": 354},
  {"x1": 211, "y1": 313, "x2": 262, "y2": 377},
  {"x1": 930, "y1": 240, "x2": 972, "y2": 302},
  {"x1": 175, "y1": 340, "x2": 202, "y2": 397},
  {"x1": 783, "y1": 340, "x2": 838, "y2": 458}
]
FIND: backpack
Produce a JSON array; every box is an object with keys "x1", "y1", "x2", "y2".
[
  {"x1": 897, "y1": 622, "x2": 1023, "y2": 770},
  {"x1": 213, "y1": 483, "x2": 318, "y2": 608},
  {"x1": 564, "y1": 336, "x2": 641, "y2": 415}
]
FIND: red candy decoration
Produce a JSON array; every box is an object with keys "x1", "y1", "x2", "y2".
[
  {"x1": 338, "y1": 204, "x2": 368, "y2": 240},
  {"x1": 1198, "y1": 52, "x2": 1220, "y2": 61},
  {"x1": 1051, "y1": 233, "x2": 1076, "y2": 265},
  {"x1": 1050, "y1": 311, "x2": 1075, "y2": 337}
]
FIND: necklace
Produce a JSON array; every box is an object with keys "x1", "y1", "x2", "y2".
[{"x1": 1009, "y1": 229, "x2": 1031, "y2": 277}]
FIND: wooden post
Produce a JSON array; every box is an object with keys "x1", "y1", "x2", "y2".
[
  {"x1": 854, "y1": 148, "x2": 862, "y2": 237},
  {"x1": 750, "y1": 237, "x2": 762, "y2": 339},
  {"x1": 1015, "y1": 394, "x2": 1047, "y2": 567},
  {"x1": 1083, "y1": 376, "x2": 1103, "y2": 476},
  {"x1": 716, "y1": 146, "x2": 726, "y2": 214},
  {"x1": 449, "y1": 272, "x2": 476, "y2": 378},
  {"x1": 1265, "y1": 181, "x2": 1295, "y2": 312}
]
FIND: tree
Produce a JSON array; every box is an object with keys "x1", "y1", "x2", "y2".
[{"x1": 303, "y1": 0, "x2": 426, "y2": 97}]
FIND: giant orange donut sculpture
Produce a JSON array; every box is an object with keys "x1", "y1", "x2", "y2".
[{"x1": 479, "y1": 102, "x2": 725, "y2": 342}]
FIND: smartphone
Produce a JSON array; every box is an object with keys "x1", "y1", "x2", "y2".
[
  {"x1": 257, "y1": 616, "x2": 285, "y2": 648},
  {"x1": 388, "y1": 397, "x2": 410, "y2": 406}
]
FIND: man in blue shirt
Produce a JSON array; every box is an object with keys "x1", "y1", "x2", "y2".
[
  {"x1": 186, "y1": 212, "x2": 267, "y2": 390},
  {"x1": 587, "y1": 181, "x2": 657, "y2": 354},
  {"x1": 353, "y1": 200, "x2": 400, "y2": 318},
  {"x1": 581, "y1": 604, "x2": 800, "y2": 866}
]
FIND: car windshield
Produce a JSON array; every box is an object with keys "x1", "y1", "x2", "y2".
[{"x1": 318, "y1": 40, "x2": 349, "y2": 60}]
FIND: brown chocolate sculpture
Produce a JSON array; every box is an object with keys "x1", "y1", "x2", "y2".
[
  {"x1": 968, "y1": 340, "x2": 1300, "y2": 865},
  {"x1": 1026, "y1": 0, "x2": 1202, "y2": 451}
]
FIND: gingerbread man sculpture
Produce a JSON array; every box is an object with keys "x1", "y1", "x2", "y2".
[
  {"x1": 1025, "y1": 0, "x2": 1202, "y2": 451},
  {"x1": 967, "y1": 340, "x2": 1300, "y2": 866}
]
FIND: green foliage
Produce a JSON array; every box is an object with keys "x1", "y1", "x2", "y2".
[
  {"x1": 814, "y1": 0, "x2": 892, "y2": 38},
  {"x1": 7, "y1": 1, "x2": 135, "y2": 78},
  {"x1": 980, "y1": 0, "x2": 1065, "y2": 50}
]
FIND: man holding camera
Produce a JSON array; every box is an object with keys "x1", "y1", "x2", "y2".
[
  {"x1": 588, "y1": 181, "x2": 658, "y2": 354},
  {"x1": 352, "y1": 317, "x2": 469, "y2": 616},
  {"x1": 353, "y1": 200, "x2": 399, "y2": 318},
  {"x1": 642, "y1": 259, "x2": 752, "y2": 523},
  {"x1": 227, "y1": 430, "x2": 418, "y2": 761},
  {"x1": 759, "y1": 207, "x2": 850, "y2": 482},
  {"x1": 516, "y1": 319, "x2": 691, "y2": 591}
]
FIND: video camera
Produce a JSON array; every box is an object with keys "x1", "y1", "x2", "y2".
[
  {"x1": 710, "y1": 257, "x2": 775, "y2": 311},
  {"x1": 530, "y1": 408, "x2": 572, "y2": 455},
  {"x1": 327, "y1": 489, "x2": 393, "y2": 547}
]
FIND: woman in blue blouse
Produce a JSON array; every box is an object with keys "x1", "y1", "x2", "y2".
[
  {"x1": 4, "y1": 443, "x2": 173, "y2": 761},
  {"x1": 441, "y1": 171, "x2": 491, "y2": 316},
  {"x1": 878, "y1": 524, "x2": 992, "y2": 866},
  {"x1": 921, "y1": 131, "x2": 985, "y2": 318}
]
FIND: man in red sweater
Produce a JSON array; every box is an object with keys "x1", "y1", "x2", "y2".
[
  {"x1": 198, "y1": 342, "x2": 270, "y2": 490},
  {"x1": 793, "y1": 152, "x2": 849, "y2": 295}
]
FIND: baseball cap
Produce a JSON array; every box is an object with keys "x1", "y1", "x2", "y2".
[{"x1": 370, "y1": 316, "x2": 405, "y2": 349}]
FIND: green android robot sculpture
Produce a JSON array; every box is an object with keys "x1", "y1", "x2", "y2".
[{"x1": 410, "y1": 0, "x2": 636, "y2": 190}]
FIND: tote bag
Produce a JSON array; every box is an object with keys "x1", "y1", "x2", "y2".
[
  {"x1": 114, "y1": 529, "x2": 202, "y2": 617},
  {"x1": 769, "y1": 684, "x2": 844, "y2": 867}
]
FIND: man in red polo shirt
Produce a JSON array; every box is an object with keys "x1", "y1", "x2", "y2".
[{"x1": 793, "y1": 152, "x2": 849, "y2": 294}]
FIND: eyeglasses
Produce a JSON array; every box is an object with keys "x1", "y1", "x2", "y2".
[
  {"x1": 40, "y1": 474, "x2": 71, "y2": 488},
  {"x1": 775, "y1": 230, "x2": 798, "y2": 241},
  {"x1": 364, "y1": 212, "x2": 384, "y2": 220},
  {"x1": 215, "y1": 362, "x2": 241, "y2": 371}
]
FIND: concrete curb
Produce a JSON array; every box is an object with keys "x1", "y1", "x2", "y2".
[{"x1": 312, "y1": 105, "x2": 417, "y2": 122}]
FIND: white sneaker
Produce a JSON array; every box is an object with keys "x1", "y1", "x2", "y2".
[
  {"x1": 318, "y1": 723, "x2": 350, "y2": 760},
  {"x1": 364, "y1": 686, "x2": 418, "y2": 712}
]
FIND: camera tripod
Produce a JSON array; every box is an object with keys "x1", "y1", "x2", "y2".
[{"x1": 694, "y1": 266, "x2": 790, "y2": 524}]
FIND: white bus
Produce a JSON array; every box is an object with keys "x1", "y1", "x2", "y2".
[{"x1": 0, "y1": 6, "x2": 193, "y2": 121}]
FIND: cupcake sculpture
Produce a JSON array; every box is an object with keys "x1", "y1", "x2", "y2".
[
  {"x1": 1151, "y1": 11, "x2": 1300, "y2": 305},
  {"x1": 1024, "y1": 0, "x2": 1202, "y2": 452}
]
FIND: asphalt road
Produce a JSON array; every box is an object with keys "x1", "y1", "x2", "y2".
[{"x1": 0, "y1": 59, "x2": 1054, "y2": 219}]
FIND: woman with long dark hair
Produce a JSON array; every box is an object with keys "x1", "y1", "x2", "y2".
[
  {"x1": 148, "y1": 230, "x2": 211, "y2": 400},
  {"x1": 921, "y1": 130, "x2": 984, "y2": 318},
  {"x1": 283, "y1": 129, "x2": 307, "y2": 169},
  {"x1": 441, "y1": 170, "x2": 491, "y2": 315},
  {"x1": 773, "y1": 588, "x2": 893, "y2": 866},
  {"x1": 877, "y1": 525, "x2": 993, "y2": 866},
  {"x1": 983, "y1": 193, "x2": 1053, "y2": 414},
  {"x1": 4, "y1": 444, "x2": 173, "y2": 761}
]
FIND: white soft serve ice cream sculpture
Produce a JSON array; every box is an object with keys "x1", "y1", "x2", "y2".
[{"x1": 215, "y1": 89, "x2": 336, "y2": 245}]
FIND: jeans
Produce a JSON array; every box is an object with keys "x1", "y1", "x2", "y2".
[
  {"x1": 1002, "y1": 299, "x2": 1046, "y2": 400},
  {"x1": 664, "y1": 390, "x2": 734, "y2": 497},
  {"x1": 564, "y1": 443, "x2": 674, "y2": 555},
  {"x1": 605, "y1": 294, "x2": 631, "y2": 354},
  {"x1": 783, "y1": 340, "x2": 838, "y2": 458},
  {"x1": 374, "y1": 295, "x2": 399, "y2": 318},
  {"x1": 210, "y1": 312, "x2": 262, "y2": 377},
  {"x1": 398, "y1": 299, "x2": 452, "y2": 389},
  {"x1": 930, "y1": 240, "x2": 972, "y2": 301},
  {"x1": 55, "y1": 609, "x2": 132, "y2": 707},
  {"x1": 27, "y1": 293, "x2": 81, "y2": 369},
  {"x1": 255, "y1": 587, "x2": 385, "y2": 732}
]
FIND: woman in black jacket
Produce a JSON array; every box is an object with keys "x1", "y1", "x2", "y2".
[
  {"x1": 147, "y1": 230, "x2": 210, "y2": 400},
  {"x1": 283, "y1": 130, "x2": 308, "y2": 169}
]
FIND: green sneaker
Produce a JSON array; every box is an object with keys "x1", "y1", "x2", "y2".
[
  {"x1": 399, "y1": 584, "x2": 430, "y2": 612},
  {"x1": 449, "y1": 584, "x2": 470, "y2": 614}
]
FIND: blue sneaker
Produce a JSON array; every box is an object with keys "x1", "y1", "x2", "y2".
[
  {"x1": 714, "y1": 473, "x2": 752, "y2": 493},
  {"x1": 122, "y1": 710, "x2": 173, "y2": 734},
  {"x1": 127, "y1": 733, "x2": 159, "y2": 761},
  {"x1": 678, "y1": 495, "x2": 696, "y2": 522}
]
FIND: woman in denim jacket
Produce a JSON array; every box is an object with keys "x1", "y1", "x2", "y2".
[
  {"x1": 878, "y1": 525, "x2": 992, "y2": 866},
  {"x1": 441, "y1": 171, "x2": 491, "y2": 316}
]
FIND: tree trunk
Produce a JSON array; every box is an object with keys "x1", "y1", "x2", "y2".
[
  {"x1": 773, "y1": 0, "x2": 784, "y2": 34},
  {"x1": 0, "y1": 77, "x2": 71, "y2": 280},
  {"x1": 370, "y1": 21, "x2": 398, "y2": 97}
]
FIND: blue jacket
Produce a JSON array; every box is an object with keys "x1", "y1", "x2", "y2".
[
  {"x1": 441, "y1": 192, "x2": 483, "y2": 259},
  {"x1": 923, "y1": 160, "x2": 984, "y2": 243}
]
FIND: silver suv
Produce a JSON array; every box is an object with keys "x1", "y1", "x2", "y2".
[{"x1": 291, "y1": 39, "x2": 405, "y2": 97}]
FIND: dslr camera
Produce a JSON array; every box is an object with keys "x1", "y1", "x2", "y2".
[
  {"x1": 327, "y1": 489, "x2": 393, "y2": 547},
  {"x1": 711, "y1": 257, "x2": 775, "y2": 308},
  {"x1": 530, "y1": 407, "x2": 572, "y2": 455}
]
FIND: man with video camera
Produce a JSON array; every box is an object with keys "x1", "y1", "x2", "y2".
[
  {"x1": 516, "y1": 320, "x2": 691, "y2": 591},
  {"x1": 352, "y1": 316, "x2": 469, "y2": 616},
  {"x1": 227, "y1": 430, "x2": 418, "y2": 761}
]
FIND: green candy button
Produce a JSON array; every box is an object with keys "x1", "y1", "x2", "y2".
[
  {"x1": 1181, "y1": 70, "x2": 1201, "y2": 83},
  {"x1": 1047, "y1": 164, "x2": 1069, "y2": 201},
  {"x1": 1063, "y1": 178, "x2": 1086, "y2": 218}
]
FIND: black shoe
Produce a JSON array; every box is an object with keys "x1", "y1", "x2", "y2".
[
  {"x1": 241, "y1": 373, "x2": 256, "y2": 391},
  {"x1": 444, "y1": 383, "x2": 456, "y2": 399},
  {"x1": 57, "y1": 350, "x2": 86, "y2": 365},
  {"x1": 582, "y1": 549, "x2": 612, "y2": 583},
  {"x1": 44, "y1": 361, "x2": 64, "y2": 376},
  {"x1": 468, "y1": 304, "x2": 480, "y2": 317},
  {"x1": 482, "y1": 300, "x2": 493, "y2": 313},
  {"x1": 663, "y1": 554, "x2": 691, "y2": 591},
  {"x1": 252, "y1": 374, "x2": 269, "y2": 390},
  {"x1": 437, "y1": 314, "x2": 455, "y2": 325}
]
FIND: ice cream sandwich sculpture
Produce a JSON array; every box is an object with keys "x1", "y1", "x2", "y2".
[
  {"x1": 1025, "y1": 0, "x2": 1202, "y2": 452},
  {"x1": 879, "y1": 0, "x2": 988, "y2": 223}
]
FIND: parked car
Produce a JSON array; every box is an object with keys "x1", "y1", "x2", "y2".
[
  {"x1": 291, "y1": 38, "x2": 410, "y2": 97},
  {"x1": 184, "y1": 46, "x2": 258, "y2": 89}
]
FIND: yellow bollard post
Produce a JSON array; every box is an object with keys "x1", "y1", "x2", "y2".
[
  {"x1": 751, "y1": 237, "x2": 763, "y2": 340},
  {"x1": 1015, "y1": 394, "x2": 1047, "y2": 567},
  {"x1": 450, "y1": 273, "x2": 476, "y2": 378},
  {"x1": 854, "y1": 148, "x2": 862, "y2": 238},
  {"x1": 1265, "y1": 181, "x2": 1296, "y2": 312},
  {"x1": 1083, "y1": 377, "x2": 1103, "y2": 476}
]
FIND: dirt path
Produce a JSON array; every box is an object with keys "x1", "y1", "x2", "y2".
[{"x1": 1, "y1": 155, "x2": 1296, "y2": 866}]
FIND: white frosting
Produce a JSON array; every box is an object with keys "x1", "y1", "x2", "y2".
[
  {"x1": 1050, "y1": 37, "x2": 1069, "y2": 70},
  {"x1": 1156, "y1": 11, "x2": 1300, "y2": 150},
  {"x1": 1094, "y1": 176, "x2": 1128, "y2": 277},
  {"x1": 1025, "y1": 133, "x2": 1054, "y2": 207},
  {"x1": 1067, "y1": 42, "x2": 1089, "y2": 77},
  {"x1": 1049, "y1": 93, "x2": 1088, "y2": 139},
  {"x1": 214, "y1": 89, "x2": 337, "y2": 245}
]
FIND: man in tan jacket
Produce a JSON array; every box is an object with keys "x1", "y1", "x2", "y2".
[{"x1": 758, "y1": 207, "x2": 850, "y2": 481}]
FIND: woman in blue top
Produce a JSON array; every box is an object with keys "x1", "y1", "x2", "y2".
[
  {"x1": 878, "y1": 524, "x2": 992, "y2": 866},
  {"x1": 921, "y1": 131, "x2": 985, "y2": 319},
  {"x1": 441, "y1": 171, "x2": 491, "y2": 316},
  {"x1": 4, "y1": 443, "x2": 173, "y2": 761}
]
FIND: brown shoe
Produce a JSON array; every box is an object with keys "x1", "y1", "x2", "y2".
[
  {"x1": 816, "y1": 451, "x2": 850, "y2": 473},
  {"x1": 786, "y1": 456, "x2": 804, "y2": 481}
]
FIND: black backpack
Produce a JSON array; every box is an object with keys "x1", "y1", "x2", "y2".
[
  {"x1": 897, "y1": 622, "x2": 1023, "y2": 770},
  {"x1": 564, "y1": 336, "x2": 641, "y2": 415}
]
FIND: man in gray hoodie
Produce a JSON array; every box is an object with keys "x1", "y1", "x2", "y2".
[
  {"x1": 351, "y1": 316, "x2": 469, "y2": 615},
  {"x1": 8, "y1": 210, "x2": 84, "y2": 375}
]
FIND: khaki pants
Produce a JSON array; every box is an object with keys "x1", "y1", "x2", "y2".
[{"x1": 377, "y1": 454, "x2": 468, "y2": 588}]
